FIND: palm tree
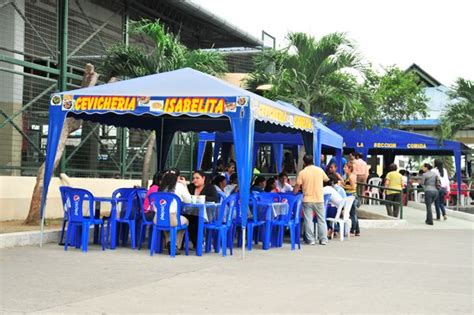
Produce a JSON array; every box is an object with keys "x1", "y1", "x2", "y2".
[
  {"x1": 248, "y1": 32, "x2": 365, "y2": 121},
  {"x1": 437, "y1": 78, "x2": 474, "y2": 141},
  {"x1": 101, "y1": 19, "x2": 227, "y2": 187}
]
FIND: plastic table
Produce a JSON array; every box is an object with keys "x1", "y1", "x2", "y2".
[
  {"x1": 89, "y1": 196, "x2": 127, "y2": 249},
  {"x1": 181, "y1": 202, "x2": 220, "y2": 256}
]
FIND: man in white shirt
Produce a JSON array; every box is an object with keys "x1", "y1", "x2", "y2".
[{"x1": 276, "y1": 172, "x2": 293, "y2": 193}]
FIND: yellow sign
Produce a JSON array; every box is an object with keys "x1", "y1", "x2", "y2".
[
  {"x1": 407, "y1": 143, "x2": 427, "y2": 149},
  {"x1": 164, "y1": 97, "x2": 224, "y2": 114},
  {"x1": 374, "y1": 142, "x2": 397, "y2": 148},
  {"x1": 74, "y1": 96, "x2": 136, "y2": 111},
  {"x1": 256, "y1": 103, "x2": 312, "y2": 130}
]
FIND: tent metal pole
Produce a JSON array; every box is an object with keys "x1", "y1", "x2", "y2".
[
  {"x1": 159, "y1": 118, "x2": 164, "y2": 170},
  {"x1": 41, "y1": 0, "x2": 69, "y2": 247},
  {"x1": 241, "y1": 227, "x2": 246, "y2": 259}
]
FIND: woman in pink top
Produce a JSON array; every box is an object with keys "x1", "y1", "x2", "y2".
[{"x1": 143, "y1": 172, "x2": 162, "y2": 221}]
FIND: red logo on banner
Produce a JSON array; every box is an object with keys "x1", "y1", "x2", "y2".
[
  {"x1": 73, "y1": 195, "x2": 79, "y2": 202},
  {"x1": 159, "y1": 199, "x2": 167, "y2": 206}
]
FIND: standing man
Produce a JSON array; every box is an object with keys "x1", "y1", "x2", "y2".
[
  {"x1": 353, "y1": 152, "x2": 369, "y2": 197},
  {"x1": 293, "y1": 154, "x2": 330, "y2": 245}
]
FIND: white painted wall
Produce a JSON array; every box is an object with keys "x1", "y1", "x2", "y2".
[{"x1": 0, "y1": 176, "x2": 145, "y2": 221}]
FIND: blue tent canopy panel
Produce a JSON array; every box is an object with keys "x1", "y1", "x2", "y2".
[{"x1": 40, "y1": 68, "x2": 322, "y2": 249}]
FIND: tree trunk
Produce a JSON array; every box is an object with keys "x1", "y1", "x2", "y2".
[
  {"x1": 24, "y1": 64, "x2": 99, "y2": 225},
  {"x1": 297, "y1": 145, "x2": 305, "y2": 172},
  {"x1": 141, "y1": 131, "x2": 156, "y2": 188}
]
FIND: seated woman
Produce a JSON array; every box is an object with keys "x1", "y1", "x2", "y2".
[
  {"x1": 264, "y1": 177, "x2": 280, "y2": 193},
  {"x1": 323, "y1": 174, "x2": 344, "y2": 237},
  {"x1": 326, "y1": 162, "x2": 344, "y2": 184},
  {"x1": 251, "y1": 175, "x2": 266, "y2": 193},
  {"x1": 155, "y1": 170, "x2": 192, "y2": 255},
  {"x1": 212, "y1": 175, "x2": 227, "y2": 196},
  {"x1": 186, "y1": 170, "x2": 219, "y2": 249},
  {"x1": 224, "y1": 173, "x2": 238, "y2": 196},
  {"x1": 143, "y1": 172, "x2": 162, "y2": 221},
  {"x1": 342, "y1": 161, "x2": 360, "y2": 236}
]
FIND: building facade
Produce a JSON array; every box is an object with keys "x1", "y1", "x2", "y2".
[{"x1": 0, "y1": 0, "x2": 262, "y2": 178}]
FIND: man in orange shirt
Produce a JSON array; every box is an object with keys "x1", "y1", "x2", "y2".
[
  {"x1": 293, "y1": 154, "x2": 330, "y2": 245},
  {"x1": 353, "y1": 152, "x2": 369, "y2": 197}
]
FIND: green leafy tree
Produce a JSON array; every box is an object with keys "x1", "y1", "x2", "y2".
[
  {"x1": 247, "y1": 32, "x2": 427, "y2": 129},
  {"x1": 101, "y1": 20, "x2": 228, "y2": 186},
  {"x1": 250, "y1": 33, "x2": 365, "y2": 121},
  {"x1": 362, "y1": 66, "x2": 428, "y2": 126},
  {"x1": 101, "y1": 20, "x2": 227, "y2": 79},
  {"x1": 437, "y1": 78, "x2": 474, "y2": 140}
]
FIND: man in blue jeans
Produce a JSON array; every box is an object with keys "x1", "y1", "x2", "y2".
[{"x1": 293, "y1": 154, "x2": 329, "y2": 245}]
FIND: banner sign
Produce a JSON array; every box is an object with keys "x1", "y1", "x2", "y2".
[
  {"x1": 53, "y1": 94, "x2": 249, "y2": 117},
  {"x1": 373, "y1": 142, "x2": 397, "y2": 148},
  {"x1": 251, "y1": 100, "x2": 313, "y2": 132},
  {"x1": 407, "y1": 143, "x2": 427, "y2": 149}
]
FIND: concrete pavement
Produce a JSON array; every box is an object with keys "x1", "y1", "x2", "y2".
[
  {"x1": 1, "y1": 226, "x2": 472, "y2": 314},
  {"x1": 361, "y1": 203, "x2": 474, "y2": 230}
]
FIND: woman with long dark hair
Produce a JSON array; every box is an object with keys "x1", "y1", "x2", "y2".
[
  {"x1": 143, "y1": 172, "x2": 162, "y2": 221},
  {"x1": 342, "y1": 161, "x2": 360, "y2": 236},
  {"x1": 433, "y1": 159, "x2": 449, "y2": 220},
  {"x1": 186, "y1": 170, "x2": 219, "y2": 249},
  {"x1": 264, "y1": 177, "x2": 279, "y2": 192},
  {"x1": 156, "y1": 170, "x2": 192, "y2": 254}
]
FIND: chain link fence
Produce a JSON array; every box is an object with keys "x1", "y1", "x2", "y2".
[{"x1": 0, "y1": 0, "x2": 188, "y2": 179}]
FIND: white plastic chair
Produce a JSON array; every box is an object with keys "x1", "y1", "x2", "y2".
[
  {"x1": 418, "y1": 192, "x2": 425, "y2": 203},
  {"x1": 366, "y1": 178, "x2": 382, "y2": 205},
  {"x1": 327, "y1": 196, "x2": 355, "y2": 241}
]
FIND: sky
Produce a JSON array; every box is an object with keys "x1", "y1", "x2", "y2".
[{"x1": 198, "y1": 0, "x2": 473, "y2": 86}]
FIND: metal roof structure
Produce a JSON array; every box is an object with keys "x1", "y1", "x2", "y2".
[{"x1": 131, "y1": 0, "x2": 263, "y2": 49}]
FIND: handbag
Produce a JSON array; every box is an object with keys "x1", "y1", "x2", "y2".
[{"x1": 435, "y1": 176, "x2": 442, "y2": 190}]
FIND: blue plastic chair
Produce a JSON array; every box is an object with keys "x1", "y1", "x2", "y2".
[
  {"x1": 105, "y1": 188, "x2": 137, "y2": 249},
  {"x1": 62, "y1": 187, "x2": 105, "y2": 252},
  {"x1": 136, "y1": 188, "x2": 154, "y2": 250},
  {"x1": 204, "y1": 193, "x2": 238, "y2": 257},
  {"x1": 271, "y1": 194, "x2": 300, "y2": 249},
  {"x1": 233, "y1": 193, "x2": 267, "y2": 250},
  {"x1": 255, "y1": 192, "x2": 281, "y2": 248},
  {"x1": 293, "y1": 195, "x2": 303, "y2": 249},
  {"x1": 149, "y1": 192, "x2": 189, "y2": 258},
  {"x1": 217, "y1": 191, "x2": 226, "y2": 203}
]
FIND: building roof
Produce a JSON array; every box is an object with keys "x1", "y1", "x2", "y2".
[
  {"x1": 406, "y1": 63, "x2": 442, "y2": 87},
  {"x1": 131, "y1": 0, "x2": 262, "y2": 49}
]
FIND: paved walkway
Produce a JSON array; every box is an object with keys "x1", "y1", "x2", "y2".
[
  {"x1": 361, "y1": 203, "x2": 473, "y2": 229},
  {"x1": 1, "y1": 223, "x2": 472, "y2": 314}
]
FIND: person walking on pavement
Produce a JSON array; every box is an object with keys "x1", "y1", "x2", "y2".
[
  {"x1": 293, "y1": 154, "x2": 330, "y2": 245},
  {"x1": 422, "y1": 163, "x2": 438, "y2": 225},
  {"x1": 433, "y1": 159, "x2": 449, "y2": 220}
]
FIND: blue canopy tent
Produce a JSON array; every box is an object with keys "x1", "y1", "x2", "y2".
[
  {"x1": 40, "y1": 68, "x2": 318, "y2": 253},
  {"x1": 328, "y1": 123, "x2": 471, "y2": 202},
  {"x1": 196, "y1": 110, "x2": 344, "y2": 173}
]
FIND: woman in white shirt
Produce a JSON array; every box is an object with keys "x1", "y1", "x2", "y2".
[
  {"x1": 156, "y1": 171, "x2": 191, "y2": 254},
  {"x1": 433, "y1": 159, "x2": 450, "y2": 220}
]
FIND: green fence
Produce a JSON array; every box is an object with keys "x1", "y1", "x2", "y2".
[{"x1": 0, "y1": 0, "x2": 196, "y2": 179}]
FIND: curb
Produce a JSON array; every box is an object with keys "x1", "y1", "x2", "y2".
[
  {"x1": 0, "y1": 229, "x2": 61, "y2": 249},
  {"x1": 359, "y1": 219, "x2": 408, "y2": 229},
  {"x1": 408, "y1": 201, "x2": 474, "y2": 222}
]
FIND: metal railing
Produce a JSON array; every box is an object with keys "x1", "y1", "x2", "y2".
[{"x1": 357, "y1": 182, "x2": 404, "y2": 219}]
